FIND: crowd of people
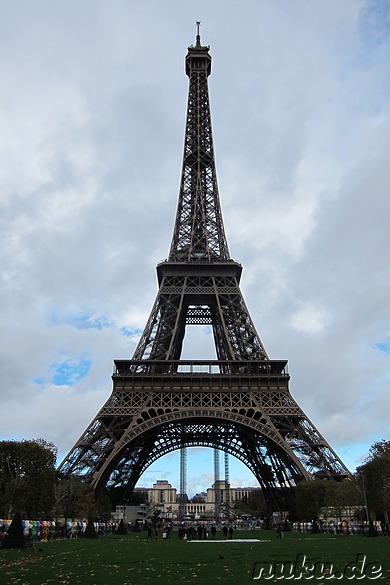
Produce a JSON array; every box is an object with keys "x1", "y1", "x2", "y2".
[
  {"x1": 1, "y1": 516, "x2": 389, "y2": 544},
  {"x1": 143, "y1": 521, "x2": 237, "y2": 540},
  {"x1": 290, "y1": 519, "x2": 389, "y2": 535},
  {"x1": 0, "y1": 519, "x2": 116, "y2": 543}
]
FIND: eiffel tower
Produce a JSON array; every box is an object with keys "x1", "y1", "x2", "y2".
[{"x1": 59, "y1": 26, "x2": 350, "y2": 511}]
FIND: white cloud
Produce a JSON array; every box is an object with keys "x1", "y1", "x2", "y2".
[{"x1": 290, "y1": 305, "x2": 331, "y2": 334}]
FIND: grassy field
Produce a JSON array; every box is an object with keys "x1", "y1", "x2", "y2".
[{"x1": 1, "y1": 530, "x2": 389, "y2": 584}]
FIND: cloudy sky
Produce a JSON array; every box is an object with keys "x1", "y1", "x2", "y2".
[{"x1": 1, "y1": 0, "x2": 390, "y2": 496}]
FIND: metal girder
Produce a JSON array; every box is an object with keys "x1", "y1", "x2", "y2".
[{"x1": 132, "y1": 271, "x2": 268, "y2": 362}]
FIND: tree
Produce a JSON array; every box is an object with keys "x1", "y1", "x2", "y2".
[
  {"x1": 73, "y1": 483, "x2": 97, "y2": 520},
  {"x1": 324, "y1": 478, "x2": 364, "y2": 522},
  {"x1": 357, "y1": 439, "x2": 390, "y2": 523},
  {"x1": 54, "y1": 476, "x2": 113, "y2": 522},
  {"x1": 84, "y1": 516, "x2": 98, "y2": 539},
  {"x1": 0, "y1": 439, "x2": 57, "y2": 518},
  {"x1": 233, "y1": 489, "x2": 267, "y2": 517},
  {"x1": 294, "y1": 480, "x2": 327, "y2": 521},
  {"x1": 293, "y1": 478, "x2": 365, "y2": 523},
  {"x1": 128, "y1": 490, "x2": 147, "y2": 505},
  {"x1": 96, "y1": 493, "x2": 112, "y2": 521},
  {"x1": 54, "y1": 474, "x2": 78, "y2": 521}
]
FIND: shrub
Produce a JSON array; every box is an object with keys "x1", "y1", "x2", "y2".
[{"x1": 1, "y1": 511, "x2": 25, "y2": 549}]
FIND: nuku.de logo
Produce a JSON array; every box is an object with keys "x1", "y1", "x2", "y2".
[{"x1": 252, "y1": 552, "x2": 382, "y2": 580}]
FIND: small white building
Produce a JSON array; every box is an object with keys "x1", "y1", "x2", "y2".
[{"x1": 112, "y1": 503, "x2": 148, "y2": 524}]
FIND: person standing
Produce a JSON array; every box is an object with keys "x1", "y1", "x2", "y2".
[{"x1": 276, "y1": 524, "x2": 284, "y2": 540}]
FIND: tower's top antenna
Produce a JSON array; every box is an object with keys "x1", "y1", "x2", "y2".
[{"x1": 196, "y1": 21, "x2": 201, "y2": 47}]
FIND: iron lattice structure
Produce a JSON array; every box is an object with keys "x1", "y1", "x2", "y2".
[
  {"x1": 59, "y1": 30, "x2": 350, "y2": 512},
  {"x1": 179, "y1": 446, "x2": 187, "y2": 520},
  {"x1": 214, "y1": 449, "x2": 220, "y2": 521}
]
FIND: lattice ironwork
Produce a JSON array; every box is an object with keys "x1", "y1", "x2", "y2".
[
  {"x1": 224, "y1": 451, "x2": 230, "y2": 520},
  {"x1": 179, "y1": 447, "x2": 187, "y2": 520},
  {"x1": 169, "y1": 32, "x2": 229, "y2": 263},
  {"x1": 59, "y1": 29, "x2": 350, "y2": 513},
  {"x1": 214, "y1": 449, "x2": 220, "y2": 521},
  {"x1": 133, "y1": 268, "x2": 268, "y2": 362}
]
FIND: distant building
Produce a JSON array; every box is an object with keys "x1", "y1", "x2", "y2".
[
  {"x1": 112, "y1": 503, "x2": 148, "y2": 524},
  {"x1": 206, "y1": 481, "x2": 253, "y2": 506},
  {"x1": 145, "y1": 479, "x2": 177, "y2": 506},
  {"x1": 192, "y1": 491, "x2": 207, "y2": 502},
  {"x1": 114, "y1": 479, "x2": 258, "y2": 522}
]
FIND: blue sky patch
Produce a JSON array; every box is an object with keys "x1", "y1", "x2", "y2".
[
  {"x1": 50, "y1": 313, "x2": 111, "y2": 331},
  {"x1": 51, "y1": 357, "x2": 92, "y2": 386},
  {"x1": 120, "y1": 326, "x2": 142, "y2": 338},
  {"x1": 375, "y1": 341, "x2": 390, "y2": 353},
  {"x1": 359, "y1": 0, "x2": 390, "y2": 48}
]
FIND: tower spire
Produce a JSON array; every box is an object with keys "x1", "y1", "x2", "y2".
[
  {"x1": 196, "y1": 20, "x2": 201, "y2": 47},
  {"x1": 169, "y1": 26, "x2": 228, "y2": 262}
]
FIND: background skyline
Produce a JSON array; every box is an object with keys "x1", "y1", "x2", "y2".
[{"x1": 1, "y1": 1, "x2": 390, "y2": 496}]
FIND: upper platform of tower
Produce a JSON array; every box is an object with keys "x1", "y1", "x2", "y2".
[{"x1": 186, "y1": 28, "x2": 212, "y2": 77}]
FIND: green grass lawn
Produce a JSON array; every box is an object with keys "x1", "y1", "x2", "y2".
[{"x1": 1, "y1": 530, "x2": 389, "y2": 584}]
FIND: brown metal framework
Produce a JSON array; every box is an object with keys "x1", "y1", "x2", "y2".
[{"x1": 59, "y1": 30, "x2": 350, "y2": 511}]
